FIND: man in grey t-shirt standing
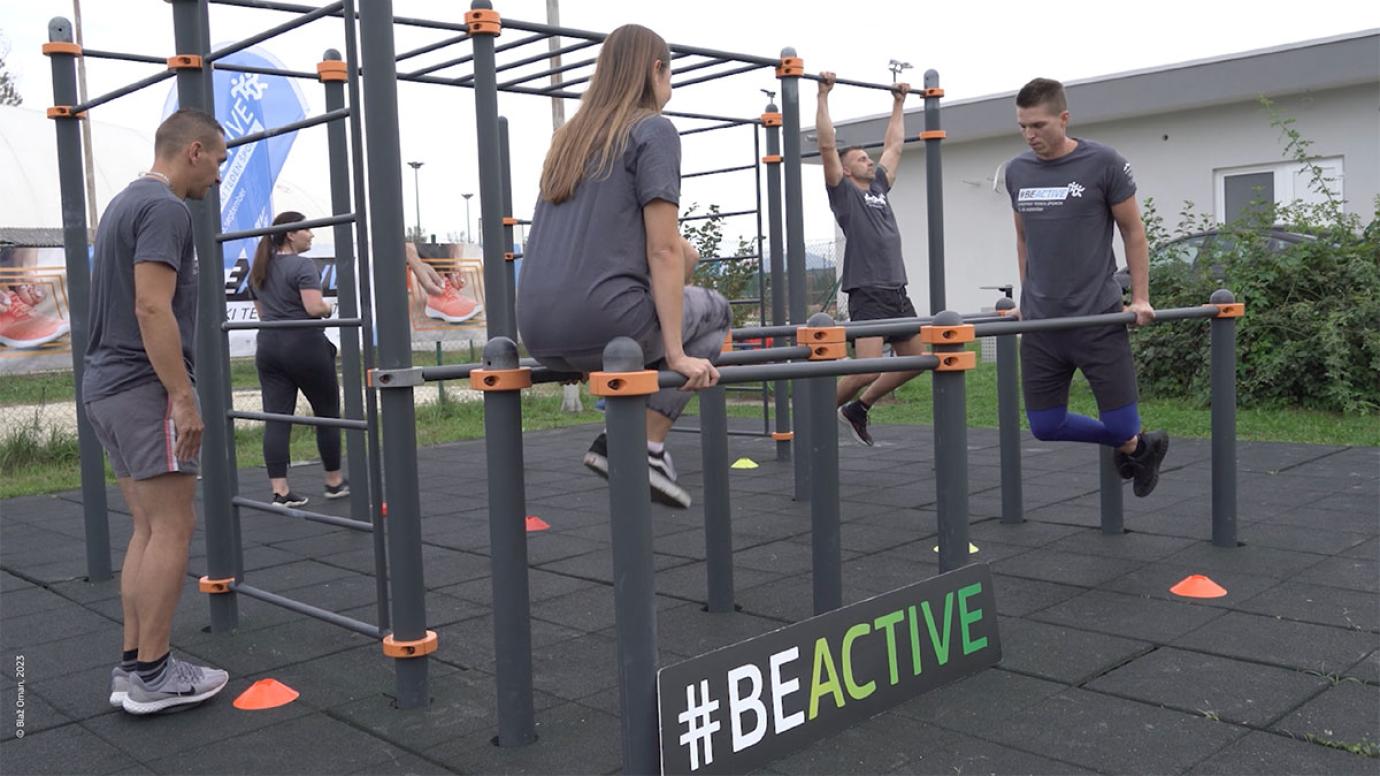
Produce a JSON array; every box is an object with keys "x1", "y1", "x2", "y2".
[
  {"x1": 816, "y1": 72, "x2": 925, "y2": 446},
  {"x1": 83, "y1": 109, "x2": 231, "y2": 714},
  {"x1": 1005, "y1": 77, "x2": 1169, "y2": 498}
]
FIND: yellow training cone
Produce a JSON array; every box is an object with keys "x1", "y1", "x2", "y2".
[
  {"x1": 731, "y1": 458, "x2": 759, "y2": 470},
  {"x1": 933, "y1": 543, "x2": 980, "y2": 554}
]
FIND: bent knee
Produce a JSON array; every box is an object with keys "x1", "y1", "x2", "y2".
[{"x1": 1026, "y1": 409, "x2": 1065, "y2": 441}]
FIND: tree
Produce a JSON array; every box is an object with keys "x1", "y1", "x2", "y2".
[
  {"x1": 682, "y1": 204, "x2": 761, "y2": 327},
  {"x1": 0, "y1": 34, "x2": 21, "y2": 107}
]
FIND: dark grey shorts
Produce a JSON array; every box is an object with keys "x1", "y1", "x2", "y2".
[
  {"x1": 85, "y1": 380, "x2": 201, "y2": 480},
  {"x1": 1020, "y1": 323, "x2": 1139, "y2": 412},
  {"x1": 847, "y1": 286, "x2": 918, "y2": 344}
]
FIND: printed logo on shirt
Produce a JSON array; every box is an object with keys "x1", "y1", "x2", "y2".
[
  {"x1": 864, "y1": 192, "x2": 889, "y2": 209},
  {"x1": 1123, "y1": 162, "x2": 1135, "y2": 186},
  {"x1": 1016, "y1": 182, "x2": 1084, "y2": 212}
]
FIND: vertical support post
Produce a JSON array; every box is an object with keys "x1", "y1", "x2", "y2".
[
  {"x1": 321, "y1": 48, "x2": 387, "y2": 630},
  {"x1": 46, "y1": 19, "x2": 112, "y2": 582},
  {"x1": 994, "y1": 297, "x2": 1023, "y2": 524},
  {"x1": 1099, "y1": 447, "x2": 1124, "y2": 535},
  {"x1": 469, "y1": 1, "x2": 510, "y2": 340},
  {"x1": 1210, "y1": 290, "x2": 1239, "y2": 548},
  {"x1": 762, "y1": 101, "x2": 792, "y2": 463},
  {"x1": 929, "y1": 312, "x2": 970, "y2": 573},
  {"x1": 699, "y1": 385, "x2": 735, "y2": 613},
  {"x1": 475, "y1": 338, "x2": 536, "y2": 745},
  {"x1": 779, "y1": 49, "x2": 811, "y2": 502},
  {"x1": 806, "y1": 313, "x2": 842, "y2": 614},
  {"x1": 170, "y1": 0, "x2": 238, "y2": 631},
  {"x1": 922, "y1": 70, "x2": 947, "y2": 315},
  {"x1": 592, "y1": 339, "x2": 660, "y2": 776},
  {"x1": 498, "y1": 116, "x2": 518, "y2": 341},
  {"x1": 358, "y1": 0, "x2": 430, "y2": 710}
]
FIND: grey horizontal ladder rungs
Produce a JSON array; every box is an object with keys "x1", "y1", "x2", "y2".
[
  {"x1": 230, "y1": 582, "x2": 381, "y2": 638},
  {"x1": 223, "y1": 317, "x2": 362, "y2": 331},
  {"x1": 227, "y1": 410, "x2": 368, "y2": 430},
  {"x1": 232, "y1": 496, "x2": 373, "y2": 532},
  {"x1": 216, "y1": 213, "x2": 355, "y2": 243}
]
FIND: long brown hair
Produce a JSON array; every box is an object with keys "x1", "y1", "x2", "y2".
[
  {"x1": 538, "y1": 25, "x2": 671, "y2": 204},
  {"x1": 249, "y1": 211, "x2": 306, "y2": 291}
]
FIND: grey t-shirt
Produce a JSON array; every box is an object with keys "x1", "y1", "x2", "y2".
[
  {"x1": 1005, "y1": 138, "x2": 1136, "y2": 320},
  {"x1": 517, "y1": 114, "x2": 680, "y2": 359},
  {"x1": 827, "y1": 164, "x2": 907, "y2": 292},
  {"x1": 83, "y1": 177, "x2": 198, "y2": 403},
  {"x1": 250, "y1": 253, "x2": 322, "y2": 321}
]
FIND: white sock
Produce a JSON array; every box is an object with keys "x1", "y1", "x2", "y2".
[{"x1": 647, "y1": 440, "x2": 665, "y2": 454}]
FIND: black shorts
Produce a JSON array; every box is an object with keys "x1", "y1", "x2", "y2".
[
  {"x1": 1020, "y1": 322, "x2": 1139, "y2": 412},
  {"x1": 846, "y1": 286, "x2": 917, "y2": 344}
]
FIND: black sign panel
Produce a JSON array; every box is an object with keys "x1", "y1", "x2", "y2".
[{"x1": 657, "y1": 563, "x2": 1001, "y2": 775}]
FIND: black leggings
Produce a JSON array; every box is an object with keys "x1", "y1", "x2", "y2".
[{"x1": 255, "y1": 331, "x2": 341, "y2": 479}]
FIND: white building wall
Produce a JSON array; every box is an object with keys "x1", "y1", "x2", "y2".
[{"x1": 874, "y1": 84, "x2": 1377, "y2": 315}]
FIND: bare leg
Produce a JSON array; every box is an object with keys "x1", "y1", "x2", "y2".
[
  {"x1": 115, "y1": 477, "x2": 149, "y2": 655},
  {"x1": 856, "y1": 333, "x2": 928, "y2": 405},
  {"x1": 647, "y1": 409, "x2": 673, "y2": 444},
  {"x1": 269, "y1": 476, "x2": 291, "y2": 497},
  {"x1": 323, "y1": 470, "x2": 344, "y2": 487},
  {"x1": 125, "y1": 473, "x2": 198, "y2": 661},
  {"x1": 836, "y1": 336, "x2": 884, "y2": 405}
]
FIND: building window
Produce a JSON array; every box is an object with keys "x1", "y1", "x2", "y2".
[{"x1": 1214, "y1": 157, "x2": 1344, "y2": 223}]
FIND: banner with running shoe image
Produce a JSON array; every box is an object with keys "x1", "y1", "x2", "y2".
[{"x1": 0, "y1": 247, "x2": 74, "y2": 374}]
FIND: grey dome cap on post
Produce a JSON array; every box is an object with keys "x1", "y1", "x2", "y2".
[
  {"x1": 324, "y1": 48, "x2": 342, "y2": 61},
  {"x1": 995, "y1": 297, "x2": 1016, "y2": 312},
  {"x1": 1210, "y1": 288, "x2": 1236, "y2": 305},
  {"x1": 806, "y1": 312, "x2": 835, "y2": 327},
  {"x1": 483, "y1": 336, "x2": 520, "y2": 370},
  {"x1": 932, "y1": 309, "x2": 964, "y2": 327},
  {"x1": 602, "y1": 337, "x2": 645, "y2": 372},
  {"x1": 49, "y1": 17, "x2": 74, "y2": 42}
]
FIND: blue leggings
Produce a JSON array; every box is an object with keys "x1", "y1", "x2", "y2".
[{"x1": 1027, "y1": 403, "x2": 1141, "y2": 448}]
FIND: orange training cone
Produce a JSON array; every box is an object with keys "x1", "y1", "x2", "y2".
[
  {"x1": 1170, "y1": 574, "x2": 1228, "y2": 599},
  {"x1": 525, "y1": 515, "x2": 550, "y2": 532},
  {"x1": 233, "y1": 678, "x2": 300, "y2": 710}
]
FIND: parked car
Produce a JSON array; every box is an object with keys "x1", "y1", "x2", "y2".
[{"x1": 1115, "y1": 227, "x2": 1316, "y2": 293}]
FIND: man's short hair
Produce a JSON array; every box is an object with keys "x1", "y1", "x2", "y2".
[
  {"x1": 839, "y1": 145, "x2": 868, "y2": 163},
  {"x1": 1015, "y1": 78, "x2": 1067, "y2": 114},
  {"x1": 154, "y1": 109, "x2": 226, "y2": 159}
]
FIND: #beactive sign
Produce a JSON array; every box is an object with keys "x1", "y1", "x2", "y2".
[{"x1": 657, "y1": 563, "x2": 1001, "y2": 775}]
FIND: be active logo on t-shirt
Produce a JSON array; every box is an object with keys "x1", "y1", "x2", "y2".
[
  {"x1": 1016, "y1": 181, "x2": 1085, "y2": 212},
  {"x1": 863, "y1": 192, "x2": 888, "y2": 209}
]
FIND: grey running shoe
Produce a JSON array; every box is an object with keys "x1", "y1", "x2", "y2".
[
  {"x1": 1131, "y1": 430, "x2": 1170, "y2": 498},
  {"x1": 837, "y1": 401, "x2": 874, "y2": 446},
  {"x1": 122, "y1": 656, "x2": 229, "y2": 715},
  {"x1": 109, "y1": 665, "x2": 131, "y2": 708}
]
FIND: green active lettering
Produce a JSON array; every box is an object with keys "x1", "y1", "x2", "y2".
[
  {"x1": 907, "y1": 604, "x2": 922, "y2": 675},
  {"x1": 873, "y1": 609, "x2": 905, "y2": 686},
  {"x1": 921, "y1": 591, "x2": 955, "y2": 666},
  {"x1": 808, "y1": 637, "x2": 846, "y2": 719},
  {"x1": 957, "y1": 582, "x2": 989, "y2": 655},
  {"x1": 841, "y1": 623, "x2": 876, "y2": 700}
]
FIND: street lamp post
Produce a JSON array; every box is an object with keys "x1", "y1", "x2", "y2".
[
  {"x1": 462, "y1": 192, "x2": 474, "y2": 244},
  {"x1": 408, "y1": 161, "x2": 424, "y2": 241},
  {"x1": 888, "y1": 59, "x2": 913, "y2": 84}
]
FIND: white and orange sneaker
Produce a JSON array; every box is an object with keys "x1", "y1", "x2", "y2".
[
  {"x1": 0, "y1": 293, "x2": 71, "y2": 349},
  {"x1": 424, "y1": 277, "x2": 482, "y2": 323}
]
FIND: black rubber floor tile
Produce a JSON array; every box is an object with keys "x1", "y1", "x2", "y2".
[
  {"x1": 344, "y1": 752, "x2": 454, "y2": 775},
  {"x1": 273, "y1": 572, "x2": 388, "y2": 613},
  {"x1": 536, "y1": 547, "x2": 691, "y2": 584},
  {"x1": 238, "y1": 558, "x2": 362, "y2": 592},
  {"x1": 433, "y1": 613, "x2": 583, "y2": 673},
  {"x1": 1237, "y1": 580, "x2": 1379, "y2": 632},
  {"x1": 1242, "y1": 523, "x2": 1373, "y2": 556},
  {"x1": 254, "y1": 643, "x2": 458, "y2": 711},
  {"x1": 982, "y1": 688, "x2": 1245, "y2": 774},
  {"x1": 1, "y1": 571, "x2": 36, "y2": 593},
  {"x1": 891, "y1": 725, "x2": 1098, "y2": 775},
  {"x1": 653, "y1": 560, "x2": 784, "y2": 607},
  {"x1": 766, "y1": 712, "x2": 914, "y2": 774},
  {"x1": 1293, "y1": 556, "x2": 1378, "y2": 594},
  {"x1": 0, "y1": 687, "x2": 69, "y2": 741},
  {"x1": 1342, "y1": 536, "x2": 1377, "y2": 559},
  {"x1": 177, "y1": 616, "x2": 375, "y2": 677},
  {"x1": 2, "y1": 605, "x2": 117, "y2": 650},
  {"x1": 527, "y1": 632, "x2": 627, "y2": 700},
  {"x1": 892, "y1": 667, "x2": 1068, "y2": 731},
  {"x1": 1160, "y1": 542, "x2": 1328, "y2": 580},
  {"x1": 989, "y1": 574, "x2": 1086, "y2": 618},
  {"x1": 1259, "y1": 505, "x2": 1380, "y2": 535},
  {"x1": 1031, "y1": 589, "x2": 1228, "y2": 643},
  {"x1": 426, "y1": 701, "x2": 623, "y2": 775},
  {"x1": 1187, "y1": 730, "x2": 1378, "y2": 775},
  {"x1": 0, "y1": 722, "x2": 136, "y2": 775},
  {"x1": 1272, "y1": 680, "x2": 1380, "y2": 748},
  {"x1": 2, "y1": 631, "x2": 120, "y2": 688},
  {"x1": 144, "y1": 712, "x2": 411, "y2": 775},
  {"x1": 436, "y1": 567, "x2": 600, "y2": 606},
  {"x1": 736, "y1": 539, "x2": 852, "y2": 576},
  {"x1": 529, "y1": 586, "x2": 681, "y2": 634},
  {"x1": 1104, "y1": 562, "x2": 1284, "y2": 608},
  {"x1": 968, "y1": 519, "x2": 1085, "y2": 547},
  {"x1": 1088, "y1": 647, "x2": 1329, "y2": 726},
  {"x1": 0, "y1": 586, "x2": 79, "y2": 620},
  {"x1": 522, "y1": 532, "x2": 609, "y2": 566},
  {"x1": 654, "y1": 604, "x2": 788, "y2": 659},
  {"x1": 1347, "y1": 650, "x2": 1379, "y2": 684},
  {"x1": 26, "y1": 662, "x2": 128, "y2": 723},
  {"x1": 996, "y1": 616, "x2": 1152, "y2": 685},
  {"x1": 841, "y1": 549, "x2": 939, "y2": 596},
  {"x1": 1046, "y1": 529, "x2": 1199, "y2": 562},
  {"x1": 1173, "y1": 611, "x2": 1376, "y2": 674},
  {"x1": 991, "y1": 548, "x2": 1140, "y2": 587},
  {"x1": 733, "y1": 573, "x2": 822, "y2": 624}
]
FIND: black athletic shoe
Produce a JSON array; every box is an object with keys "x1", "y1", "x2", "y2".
[
  {"x1": 324, "y1": 480, "x2": 350, "y2": 500},
  {"x1": 1130, "y1": 430, "x2": 1170, "y2": 498},
  {"x1": 1113, "y1": 449, "x2": 1136, "y2": 480},
  {"x1": 838, "y1": 400, "x2": 874, "y2": 446},
  {"x1": 582, "y1": 433, "x2": 610, "y2": 480},
  {"x1": 648, "y1": 447, "x2": 691, "y2": 509},
  {"x1": 273, "y1": 491, "x2": 309, "y2": 508}
]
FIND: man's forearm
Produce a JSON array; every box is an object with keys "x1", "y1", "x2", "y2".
[
  {"x1": 1126, "y1": 234, "x2": 1151, "y2": 304},
  {"x1": 815, "y1": 96, "x2": 836, "y2": 150},
  {"x1": 883, "y1": 102, "x2": 905, "y2": 151},
  {"x1": 137, "y1": 307, "x2": 194, "y2": 399}
]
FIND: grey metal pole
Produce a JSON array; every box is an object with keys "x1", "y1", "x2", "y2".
[
  {"x1": 922, "y1": 70, "x2": 947, "y2": 315},
  {"x1": 321, "y1": 48, "x2": 385, "y2": 629},
  {"x1": 779, "y1": 49, "x2": 810, "y2": 502},
  {"x1": 930, "y1": 311, "x2": 970, "y2": 573},
  {"x1": 699, "y1": 385, "x2": 735, "y2": 613},
  {"x1": 763, "y1": 101, "x2": 792, "y2": 463},
  {"x1": 1099, "y1": 446, "x2": 1124, "y2": 535},
  {"x1": 806, "y1": 313, "x2": 842, "y2": 614},
  {"x1": 358, "y1": 0, "x2": 431, "y2": 710},
  {"x1": 594, "y1": 338, "x2": 660, "y2": 775},
  {"x1": 170, "y1": 0, "x2": 239, "y2": 631},
  {"x1": 1210, "y1": 289, "x2": 1239, "y2": 548},
  {"x1": 469, "y1": 1, "x2": 510, "y2": 340},
  {"x1": 498, "y1": 116, "x2": 518, "y2": 341},
  {"x1": 475, "y1": 337, "x2": 536, "y2": 745},
  {"x1": 46, "y1": 19, "x2": 112, "y2": 582},
  {"x1": 994, "y1": 297, "x2": 1023, "y2": 524}
]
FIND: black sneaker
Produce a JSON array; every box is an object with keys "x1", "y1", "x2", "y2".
[
  {"x1": 837, "y1": 400, "x2": 874, "y2": 446},
  {"x1": 1113, "y1": 448, "x2": 1136, "y2": 480},
  {"x1": 273, "y1": 491, "x2": 309, "y2": 508},
  {"x1": 582, "y1": 433, "x2": 610, "y2": 480},
  {"x1": 324, "y1": 480, "x2": 350, "y2": 500},
  {"x1": 1130, "y1": 430, "x2": 1170, "y2": 498},
  {"x1": 648, "y1": 447, "x2": 691, "y2": 509}
]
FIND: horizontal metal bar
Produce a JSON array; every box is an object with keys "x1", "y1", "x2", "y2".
[
  {"x1": 222, "y1": 317, "x2": 362, "y2": 331},
  {"x1": 72, "y1": 69, "x2": 177, "y2": 115},
  {"x1": 217, "y1": 213, "x2": 354, "y2": 243},
  {"x1": 206, "y1": 0, "x2": 474, "y2": 33},
  {"x1": 669, "y1": 57, "x2": 729, "y2": 78},
  {"x1": 716, "y1": 346, "x2": 811, "y2": 365},
  {"x1": 212, "y1": 60, "x2": 320, "y2": 80},
  {"x1": 802, "y1": 135, "x2": 927, "y2": 160},
  {"x1": 698, "y1": 253, "x2": 762, "y2": 264},
  {"x1": 227, "y1": 107, "x2": 349, "y2": 149},
  {"x1": 679, "y1": 208, "x2": 757, "y2": 223},
  {"x1": 679, "y1": 121, "x2": 745, "y2": 137},
  {"x1": 228, "y1": 410, "x2": 368, "y2": 430},
  {"x1": 419, "y1": 357, "x2": 541, "y2": 382},
  {"x1": 669, "y1": 427, "x2": 771, "y2": 438},
  {"x1": 845, "y1": 314, "x2": 1007, "y2": 341},
  {"x1": 233, "y1": 496, "x2": 373, "y2": 531},
  {"x1": 683, "y1": 163, "x2": 756, "y2": 180},
  {"x1": 971, "y1": 306, "x2": 1218, "y2": 337},
  {"x1": 667, "y1": 42, "x2": 779, "y2": 69},
  {"x1": 446, "y1": 39, "x2": 598, "y2": 86},
  {"x1": 396, "y1": 32, "x2": 471, "y2": 65},
  {"x1": 81, "y1": 49, "x2": 164, "y2": 65},
  {"x1": 661, "y1": 354, "x2": 940, "y2": 388},
  {"x1": 231, "y1": 582, "x2": 382, "y2": 638},
  {"x1": 672, "y1": 62, "x2": 765, "y2": 89},
  {"x1": 665, "y1": 110, "x2": 759, "y2": 125},
  {"x1": 406, "y1": 54, "x2": 474, "y2": 80},
  {"x1": 497, "y1": 54, "x2": 598, "y2": 89},
  {"x1": 729, "y1": 298, "x2": 762, "y2": 305},
  {"x1": 206, "y1": 1, "x2": 344, "y2": 63},
  {"x1": 800, "y1": 72, "x2": 911, "y2": 93},
  {"x1": 730, "y1": 310, "x2": 999, "y2": 340}
]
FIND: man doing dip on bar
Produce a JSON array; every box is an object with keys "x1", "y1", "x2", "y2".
[
  {"x1": 816, "y1": 71, "x2": 926, "y2": 447},
  {"x1": 1005, "y1": 77, "x2": 1169, "y2": 497}
]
